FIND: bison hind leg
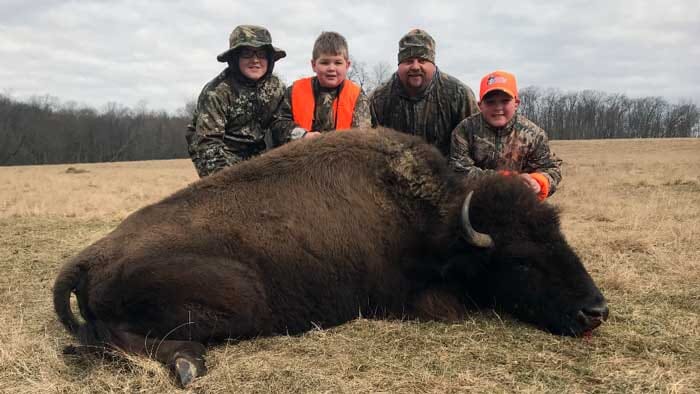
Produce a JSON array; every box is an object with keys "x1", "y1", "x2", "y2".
[
  {"x1": 110, "y1": 329, "x2": 207, "y2": 387},
  {"x1": 170, "y1": 347, "x2": 207, "y2": 387},
  {"x1": 411, "y1": 286, "x2": 467, "y2": 322},
  {"x1": 60, "y1": 319, "x2": 128, "y2": 360}
]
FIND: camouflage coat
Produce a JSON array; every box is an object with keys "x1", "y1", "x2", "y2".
[
  {"x1": 449, "y1": 113, "x2": 563, "y2": 196},
  {"x1": 271, "y1": 77, "x2": 371, "y2": 144},
  {"x1": 185, "y1": 67, "x2": 285, "y2": 177},
  {"x1": 369, "y1": 69, "x2": 478, "y2": 156}
]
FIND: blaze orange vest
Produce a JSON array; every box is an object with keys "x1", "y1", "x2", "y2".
[{"x1": 291, "y1": 77, "x2": 361, "y2": 131}]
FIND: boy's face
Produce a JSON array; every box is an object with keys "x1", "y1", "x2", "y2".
[
  {"x1": 397, "y1": 57, "x2": 436, "y2": 95},
  {"x1": 479, "y1": 90, "x2": 520, "y2": 128},
  {"x1": 238, "y1": 46, "x2": 269, "y2": 81},
  {"x1": 311, "y1": 54, "x2": 350, "y2": 88}
]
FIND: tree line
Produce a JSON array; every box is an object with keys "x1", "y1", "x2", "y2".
[
  {"x1": 0, "y1": 94, "x2": 191, "y2": 166},
  {"x1": 518, "y1": 87, "x2": 700, "y2": 139},
  {"x1": 1, "y1": 85, "x2": 698, "y2": 166}
]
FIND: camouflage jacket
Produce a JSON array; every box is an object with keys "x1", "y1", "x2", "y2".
[
  {"x1": 271, "y1": 77, "x2": 371, "y2": 144},
  {"x1": 449, "y1": 113, "x2": 563, "y2": 196},
  {"x1": 369, "y1": 69, "x2": 478, "y2": 156},
  {"x1": 185, "y1": 67, "x2": 285, "y2": 177}
]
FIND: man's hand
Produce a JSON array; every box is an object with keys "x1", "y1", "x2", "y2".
[{"x1": 519, "y1": 173, "x2": 541, "y2": 194}]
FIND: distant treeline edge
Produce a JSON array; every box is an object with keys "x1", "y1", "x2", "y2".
[{"x1": 1, "y1": 89, "x2": 698, "y2": 166}]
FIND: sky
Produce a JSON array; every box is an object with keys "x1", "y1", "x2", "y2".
[{"x1": 1, "y1": 0, "x2": 698, "y2": 114}]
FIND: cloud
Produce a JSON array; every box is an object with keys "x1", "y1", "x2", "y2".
[{"x1": 1, "y1": 0, "x2": 698, "y2": 113}]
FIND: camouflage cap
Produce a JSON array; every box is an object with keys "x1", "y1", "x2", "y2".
[
  {"x1": 217, "y1": 25, "x2": 287, "y2": 63},
  {"x1": 397, "y1": 29, "x2": 435, "y2": 64}
]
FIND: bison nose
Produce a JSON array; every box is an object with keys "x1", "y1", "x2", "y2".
[
  {"x1": 582, "y1": 302, "x2": 609, "y2": 321},
  {"x1": 576, "y1": 302, "x2": 609, "y2": 332}
]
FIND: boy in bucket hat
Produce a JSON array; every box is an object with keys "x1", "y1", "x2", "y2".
[
  {"x1": 186, "y1": 25, "x2": 287, "y2": 177},
  {"x1": 271, "y1": 31, "x2": 370, "y2": 143},
  {"x1": 370, "y1": 29, "x2": 478, "y2": 156},
  {"x1": 449, "y1": 70, "x2": 562, "y2": 200}
]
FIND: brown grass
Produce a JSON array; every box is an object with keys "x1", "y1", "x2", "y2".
[{"x1": 1, "y1": 138, "x2": 698, "y2": 393}]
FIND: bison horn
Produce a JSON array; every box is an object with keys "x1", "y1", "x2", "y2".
[{"x1": 461, "y1": 191, "x2": 494, "y2": 248}]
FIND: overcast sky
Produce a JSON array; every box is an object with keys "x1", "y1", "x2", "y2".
[{"x1": 1, "y1": 0, "x2": 698, "y2": 114}]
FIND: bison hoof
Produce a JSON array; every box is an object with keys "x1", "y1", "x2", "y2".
[{"x1": 174, "y1": 356, "x2": 205, "y2": 387}]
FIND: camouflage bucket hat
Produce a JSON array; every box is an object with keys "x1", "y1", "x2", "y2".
[
  {"x1": 217, "y1": 25, "x2": 287, "y2": 63},
  {"x1": 397, "y1": 28, "x2": 435, "y2": 64}
]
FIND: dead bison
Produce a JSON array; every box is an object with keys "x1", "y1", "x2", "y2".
[{"x1": 54, "y1": 128, "x2": 608, "y2": 386}]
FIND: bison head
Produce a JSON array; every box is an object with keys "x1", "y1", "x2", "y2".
[{"x1": 454, "y1": 176, "x2": 608, "y2": 336}]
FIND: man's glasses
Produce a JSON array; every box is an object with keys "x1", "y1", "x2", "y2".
[{"x1": 239, "y1": 48, "x2": 268, "y2": 59}]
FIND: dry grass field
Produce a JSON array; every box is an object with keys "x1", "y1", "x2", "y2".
[{"x1": 1, "y1": 138, "x2": 698, "y2": 393}]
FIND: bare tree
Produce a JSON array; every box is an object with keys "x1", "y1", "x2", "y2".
[
  {"x1": 371, "y1": 62, "x2": 392, "y2": 92},
  {"x1": 347, "y1": 56, "x2": 371, "y2": 92},
  {"x1": 665, "y1": 100, "x2": 700, "y2": 138},
  {"x1": 348, "y1": 58, "x2": 393, "y2": 94},
  {"x1": 176, "y1": 98, "x2": 197, "y2": 119}
]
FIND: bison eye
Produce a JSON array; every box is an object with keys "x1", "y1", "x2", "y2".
[{"x1": 510, "y1": 257, "x2": 531, "y2": 271}]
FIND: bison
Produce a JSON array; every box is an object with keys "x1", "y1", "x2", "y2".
[{"x1": 54, "y1": 128, "x2": 608, "y2": 386}]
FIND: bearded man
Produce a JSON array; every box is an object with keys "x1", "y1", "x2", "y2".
[{"x1": 369, "y1": 29, "x2": 478, "y2": 155}]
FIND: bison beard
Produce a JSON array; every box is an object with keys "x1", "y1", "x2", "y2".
[{"x1": 53, "y1": 128, "x2": 608, "y2": 387}]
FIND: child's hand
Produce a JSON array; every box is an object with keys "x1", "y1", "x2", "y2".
[
  {"x1": 519, "y1": 173, "x2": 541, "y2": 194},
  {"x1": 304, "y1": 131, "x2": 323, "y2": 139}
]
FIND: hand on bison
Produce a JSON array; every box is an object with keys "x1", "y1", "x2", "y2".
[
  {"x1": 519, "y1": 173, "x2": 541, "y2": 194},
  {"x1": 304, "y1": 131, "x2": 323, "y2": 139}
]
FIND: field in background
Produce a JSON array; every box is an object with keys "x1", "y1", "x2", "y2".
[{"x1": 1, "y1": 138, "x2": 698, "y2": 393}]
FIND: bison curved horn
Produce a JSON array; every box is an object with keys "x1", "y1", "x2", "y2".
[{"x1": 461, "y1": 191, "x2": 494, "y2": 248}]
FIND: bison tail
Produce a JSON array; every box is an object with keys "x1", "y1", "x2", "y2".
[
  {"x1": 53, "y1": 261, "x2": 113, "y2": 347},
  {"x1": 52, "y1": 260, "x2": 109, "y2": 346},
  {"x1": 53, "y1": 261, "x2": 84, "y2": 337}
]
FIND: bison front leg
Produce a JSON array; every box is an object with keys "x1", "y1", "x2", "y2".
[
  {"x1": 411, "y1": 286, "x2": 467, "y2": 322},
  {"x1": 111, "y1": 330, "x2": 207, "y2": 387},
  {"x1": 169, "y1": 344, "x2": 207, "y2": 388}
]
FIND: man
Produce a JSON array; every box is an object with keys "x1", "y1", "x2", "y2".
[
  {"x1": 369, "y1": 29, "x2": 478, "y2": 155},
  {"x1": 185, "y1": 25, "x2": 286, "y2": 177}
]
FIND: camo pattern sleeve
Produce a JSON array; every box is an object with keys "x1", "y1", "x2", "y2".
[
  {"x1": 270, "y1": 86, "x2": 298, "y2": 144},
  {"x1": 352, "y1": 90, "x2": 372, "y2": 128},
  {"x1": 515, "y1": 115, "x2": 562, "y2": 195},
  {"x1": 185, "y1": 76, "x2": 243, "y2": 178},
  {"x1": 448, "y1": 114, "x2": 498, "y2": 180},
  {"x1": 457, "y1": 81, "x2": 479, "y2": 122}
]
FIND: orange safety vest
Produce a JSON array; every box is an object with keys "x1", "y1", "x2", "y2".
[{"x1": 291, "y1": 77, "x2": 361, "y2": 131}]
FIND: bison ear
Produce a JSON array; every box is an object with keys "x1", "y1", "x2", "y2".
[{"x1": 461, "y1": 191, "x2": 494, "y2": 248}]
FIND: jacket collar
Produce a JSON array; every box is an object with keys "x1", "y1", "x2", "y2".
[{"x1": 482, "y1": 113, "x2": 518, "y2": 137}]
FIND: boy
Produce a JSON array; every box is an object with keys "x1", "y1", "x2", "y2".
[
  {"x1": 186, "y1": 25, "x2": 286, "y2": 177},
  {"x1": 449, "y1": 70, "x2": 562, "y2": 200},
  {"x1": 271, "y1": 31, "x2": 370, "y2": 143}
]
